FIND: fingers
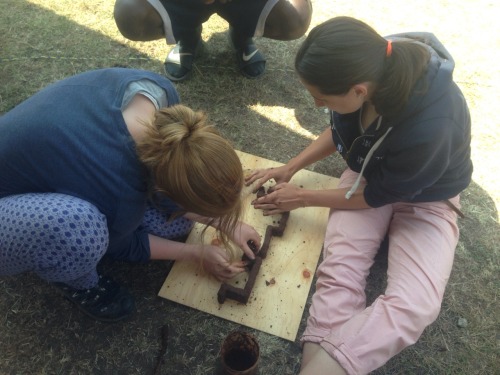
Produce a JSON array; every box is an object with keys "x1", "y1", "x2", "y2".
[
  {"x1": 232, "y1": 222, "x2": 261, "y2": 260},
  {"x1": 248, "y1": 236, "x2": 261, "y2": 252},
  {"x1": 251, "y1": 190, "x2": 278, "y2": 208},
  {"x1": 242, "y1": 240, "x2": 260, "y2": 260},
  {"x1": 254, "y1": 202, "x2": 286, "y2": 215},
  {"x1": 244, "y1": 169, "x2": 273, "y2": 188},
  {"x1": 242, "y1": 244, "x2": 256, "y2": 260},
  {"x1": 214, "y1": 261, "x2": 247, "y2": 281},
  {"x1": 249, "y1": 189, "x2": 283, "y2": 213},
  {"x1": 253, "y1": 203, "x2": 279, "y2": 212},
  {"x1": 244, "y1": 169, "x2": 261, "y2": 185},
  {"x1": 230, "y1": 260, "x2": 248, "y2": 271},
  {"x1": 254, "y1": 183, "x2": 285, "y2": 201},
  {"x1": 251, "y1": 196, "x2": 286, "y2": 215},
  {"x1": 262, "y1": 208, "x2": 286, "y2": 216},
  {"x1": 245, "y1": 175, "x2": 264, "y2": 190},
  {"x1": 207, "y1": 246, "x2": 249, "y2": 280},
  {"x1": 251, "y1": 183, "x2": 297, "y2": 213}
]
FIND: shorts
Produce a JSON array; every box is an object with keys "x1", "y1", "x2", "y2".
[{"x1": 148, "y1": 0, "x2": 279, "y2": 43}]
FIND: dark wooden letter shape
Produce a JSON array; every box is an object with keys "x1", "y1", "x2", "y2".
[{"x1": 217, "y1": 187, "x2": 290, "y2": 304}]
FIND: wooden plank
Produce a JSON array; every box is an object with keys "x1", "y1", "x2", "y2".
[{"x1": 158, "y1": 150, "x2": 339, "y2": 341}]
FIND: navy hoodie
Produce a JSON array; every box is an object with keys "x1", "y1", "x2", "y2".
[
  {"x1": 330, "y1": 32, "x2": 473, "y2": 207},
  {"x1": 0, "y1": 68, "x2": 180, "y2": 262}
]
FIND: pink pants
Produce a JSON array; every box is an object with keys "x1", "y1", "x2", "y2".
[{"x1": 301, "y1": 169, "x2": 460, "y2": 374}]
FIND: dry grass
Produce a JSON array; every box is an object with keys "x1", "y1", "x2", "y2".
[{"x1": 1, "y1": 0, "x2": 499, "y2": 374}]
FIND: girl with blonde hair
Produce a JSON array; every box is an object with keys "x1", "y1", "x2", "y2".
[{"x1": 0, "y1": 68, "x2": 259, "y2": 322}]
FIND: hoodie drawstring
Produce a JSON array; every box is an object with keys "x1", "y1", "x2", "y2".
[{"x1": 345, "y1": 117, "x2": 392, "y2": 199}]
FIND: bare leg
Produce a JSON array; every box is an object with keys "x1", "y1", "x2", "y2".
[
  {"x1": 300, "y1": 343, "x2": 346, "y2": 375},
  {"x1": 114, "y1": 0, "x2": 164, "y2": 41},
  {"x1": 264, "y1": 0, "x2": 312, "y2": 40}
]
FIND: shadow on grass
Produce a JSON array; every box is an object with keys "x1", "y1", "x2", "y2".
[
  {"x1": 1, "y1": 2, "x2": 499, "y2": 375},
  {"x1": 0, "y1": 1, "x2": 157, "y2": 113},
  {"x1": 173, "y1": 29, "x2": 341, "y2": 173},
  {"x1": 1, "y1": 1, "x2": 345, "y2": 178}
]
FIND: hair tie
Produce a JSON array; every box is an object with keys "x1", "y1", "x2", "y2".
[{"x1": 386, "y1": 40, "x2": 392, "y2": 57}]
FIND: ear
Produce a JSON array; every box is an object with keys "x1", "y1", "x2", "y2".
[{"x1": 352, "y1": 83, "x2": 369, "y2": 98}]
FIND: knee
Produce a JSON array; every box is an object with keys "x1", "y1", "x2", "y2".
[
  {"x1": 382, "y1": 292, "x2": 442, "y2": 337},
  {"x1": 44, "y1": 197, "x2": 109, "y2": 257},
  {"x1": 268, "y1": 0, "x2": 312, "y2": 40},
  {"x1": 420, "y1": 297, "x2": 442, "y2": 325},
  {"x1": 33, "y1": 200, "x2": 109, "y2": 284},
  {"x1": 285, "y1": 1, "x2": 312, "y2": 39},
  {"x1": 114, "y1": 0, "x2": 156, "y2": 40},
  {"x1": 0, "y1": 193, "x2": 109, "y2": 276}
]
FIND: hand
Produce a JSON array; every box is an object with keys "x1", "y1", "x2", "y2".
[
  {"x1": 226, "y1": 221, "x2": 261, "y2": 260},
  {"x1": 200, "y1": 245, "x2": 247, "y2": 281},
  {"x1": 244, "y1": 165, "x2": 294, "y2": 192},
  {"x1": 252, "y1": 182, "x2": 304, "y2": 214}
]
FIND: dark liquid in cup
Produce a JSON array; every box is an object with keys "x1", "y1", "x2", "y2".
[{"x1": 224, "y1": 348, "x2": 257, "y2": 371}]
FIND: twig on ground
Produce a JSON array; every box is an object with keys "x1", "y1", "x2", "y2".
[{"x1": 153, "y1": 324, "x2": 169, "y2": 375}]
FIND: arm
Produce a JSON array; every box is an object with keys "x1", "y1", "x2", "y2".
[
  {"x1": 249, "y1": 127, "x2": 369, "y2": 213},
  {"x1": 245, "y1": 127, "x2": 336, "y2": 188},
  {"x1": 149, "y1": 235, "x2": 200, "y2": 262},
  {"x1": 252, "y1": 181, "x2": 371, "y2": 215},
  {"x1": 287, "y1": 127, "x2": 338, "y2": 176}
]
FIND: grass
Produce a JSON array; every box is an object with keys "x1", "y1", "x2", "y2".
[{"x1": 1, "y1": 0, "x2": 499, "y2": 374}]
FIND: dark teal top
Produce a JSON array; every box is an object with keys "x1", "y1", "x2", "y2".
[{"x1": 0, "y1": 68, "x2": 180, "y2": 262}]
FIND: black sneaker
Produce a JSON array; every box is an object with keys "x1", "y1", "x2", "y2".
[
  {"x1": 164, "y1": 27, "x2": 203, "y2": 82},
  {"x1": 229, "y1": 27, "x2": 266, "y2": 79},
  {"x1": 56, "y1": 275, "x2": 135, "y2": 323}
]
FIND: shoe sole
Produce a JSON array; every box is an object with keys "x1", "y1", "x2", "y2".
[
  {"x1": 62, "y1": 290, "x2": 136, "y2": 323},
  {"x1": 65, "y1": 296, "x2": 135, "y2": 323},
  {"x1": 164, "y1": 42, "x2": 204, "y2": 82}
]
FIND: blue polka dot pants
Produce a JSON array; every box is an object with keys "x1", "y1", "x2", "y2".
[
  {"x1": 142, "y1": 203, "x2": 194, "y2": 239},
  {"x1": 0, "y1": 193, "x2": 193, "y2": 289},
  {"x1": 0, "y1": 193, "x2": 109, "y2": 289}
]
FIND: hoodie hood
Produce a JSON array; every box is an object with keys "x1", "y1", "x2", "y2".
[
  {"x1": 333, "y1": 32, "x2": 472, "y2": 207},
  {"x1": 388, "y1": 32, "x2": 456, "y2": 124}
]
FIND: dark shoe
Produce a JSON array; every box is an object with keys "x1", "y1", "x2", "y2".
[
  {"x1": 164, "y1": 28, "x2": 203, "y2": 82},
  {"x1": 56, "y1": 275, "x2": 135, "y2": 323},
  {"x1": 229, "y1": 28, "x2": 266, "y2": 79}
]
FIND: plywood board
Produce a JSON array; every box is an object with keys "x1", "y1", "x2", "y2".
[{"x1": 158, "y1": 150, "x2": 339, "y2": 341}]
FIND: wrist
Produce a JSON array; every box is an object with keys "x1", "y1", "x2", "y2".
[
  {"x1": 286, "y1": 157, "x2": 301, "y2": 177},
  {"x1": 183, "y1": 244, "x2": 202, "y2": 262},
  {"x1": 299, "y1": 188, "x2": 309, "y2": 208}
]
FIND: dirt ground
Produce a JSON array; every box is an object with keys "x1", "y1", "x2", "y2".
[{"x1": 0, "y1": 0, "x2": 499, "y2": 374}]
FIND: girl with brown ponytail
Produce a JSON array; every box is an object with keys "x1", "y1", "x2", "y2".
[{"x1": 246, "y1": 17, "x2": 472, "y2": 374}]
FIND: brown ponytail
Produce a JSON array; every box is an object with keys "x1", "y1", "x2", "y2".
[
  {"x1": 295, "y1": 16, "x2": 430, "y2": 118},
  {"x1": 372, "y1": 40, "x2": 430, "y2": 117}
]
